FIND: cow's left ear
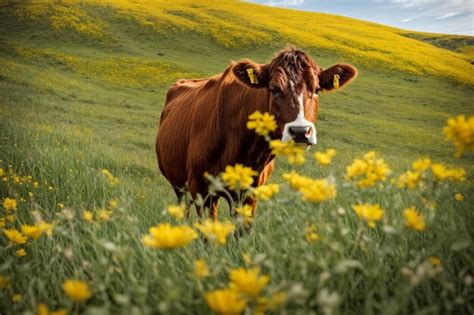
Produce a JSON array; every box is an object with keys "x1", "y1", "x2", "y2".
[
  {"x1": 232, "y1": 60, "x2": 269, "y2": 89},
  {"x1": 319, "y1": 64, "x2": 357, "y2": 91}
]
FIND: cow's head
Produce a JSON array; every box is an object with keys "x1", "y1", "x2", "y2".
[{"x1": 232, "y1": 46, "x2": 357, "y2": 145}]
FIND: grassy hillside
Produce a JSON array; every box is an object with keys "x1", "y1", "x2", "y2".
[{"x1": 0, "y1": 1, "x2": 473, "y2": 314}]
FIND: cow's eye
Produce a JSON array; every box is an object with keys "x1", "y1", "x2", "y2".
[{"x1": 269, "y1": 86, "x2": 282, "y2": 97}]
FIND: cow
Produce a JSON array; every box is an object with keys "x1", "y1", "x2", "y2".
[{"x1": 156, "y1": 46, "x2": 357, "y2": 219}]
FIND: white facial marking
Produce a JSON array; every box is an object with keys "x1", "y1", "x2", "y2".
[{"x1": 281, "y1": 92, "x2": 317, "y2": 145}]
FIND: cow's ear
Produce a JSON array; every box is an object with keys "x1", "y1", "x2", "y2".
[
  {"x1": 319, "y1": 64, "x2": 357, "y2": 92},
  {"x1": 232, "y1": 60, "x2": 269, "y2": 89}
]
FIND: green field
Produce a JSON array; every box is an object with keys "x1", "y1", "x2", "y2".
[{"x1": 0, "y1": 1, "x2": 473, "y2": 314}]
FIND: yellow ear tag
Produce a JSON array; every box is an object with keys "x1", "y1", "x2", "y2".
[
  {"x1": 333, "y1": 74, "x2": 340, "y2": 89},
  {"x1": 247, "y1": 68, "x2": 259, "y2": 85}
]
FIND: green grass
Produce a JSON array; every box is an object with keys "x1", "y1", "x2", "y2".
[{"x1": 0, "y1": 1, "x2": 473, "y2": 314}]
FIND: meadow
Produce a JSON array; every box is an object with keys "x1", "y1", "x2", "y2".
[{"x1": 0, "y1": 1, "x2": 473, "y2": 314}]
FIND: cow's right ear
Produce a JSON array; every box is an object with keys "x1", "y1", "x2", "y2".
[{"x1": 232, "y1": 60, "x2": 269, "y2": 89}]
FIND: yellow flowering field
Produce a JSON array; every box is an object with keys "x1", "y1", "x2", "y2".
[{"x1": 0, "y1": 1, "x2": 473, "y2": 314}]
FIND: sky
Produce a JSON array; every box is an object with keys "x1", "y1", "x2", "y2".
[{"x1": 248, "y1": 0, "x2": 473, "y2": 35}]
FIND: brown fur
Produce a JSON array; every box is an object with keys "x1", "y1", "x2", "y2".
[{"x1": 156, "y1": 46, "x2": 357, "y2": 219}]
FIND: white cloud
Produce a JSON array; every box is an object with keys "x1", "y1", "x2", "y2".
[
  {"x1": 436, "y1": 12, "x2": 460, "y2": 19},
  {"x1": 266, "y1": 0, "x2": 304, "y2": 6},
  {"x1": 401, "y1": 18, "x2": 413, "y2": 22}
]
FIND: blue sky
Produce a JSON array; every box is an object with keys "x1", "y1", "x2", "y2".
[{"x1": 247, "y1": 0, "x2": 473, "y2": 35}]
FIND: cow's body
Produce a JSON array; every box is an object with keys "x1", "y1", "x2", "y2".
[{"x1": 156, "y1": 47, "x2": 357, "y2": 218}]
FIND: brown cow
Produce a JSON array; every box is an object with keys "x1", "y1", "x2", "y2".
[{"x1": 156, "y1": 46, "x2": 357, "y2": 219}]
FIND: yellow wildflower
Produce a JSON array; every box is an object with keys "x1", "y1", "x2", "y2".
[
  {"x1": 37, "y1": 303, "x2": 68, "y2": 315},
  {"x1": 270, "y1": 140, "x2": 305, "y2": 165},
  {"x1": 37, "y1": 221, "x2": 54, "y2": 236},
  {"x1": 6, "y1": 215, "x2": 15, "y2": 223},
  {"x1": 0, "y1": 218, "x2": 4, "y2": 229},
  {"x1": 300, "y1": 179, "x2": 336, "y2": 203},
  {"x1": 247, "y1": 111, "x2": 277, "y2": 136},
  {"x1": 403, "y1": 207, "x2": 425, "y2": 231},
  {"x1": 167, "y1": 204, "x2": 185, "y2": 219},
  {"x1": 397, "y1": 171, "x2": 421, "y2": 189},
  {"x1": 305, "y1": 224, "x2": 320, "y2": 243},
  {"x1": 0, "y1": 168, "x2": 3, "y2": 176},
  {"x1": 346, "y1": 152, "x2": 391, "y2": 187},
  {"x1": 455, "y1": 193, "x2": 464, "y2": 201},
  {"x1": 443, "y1": 115, "x2": 474, "y2": 158},
  {"x1": 314, "y1": 148, "x2": 336, "y2": 166},
  {"x1": 12, "y1": 294, "x2": 22, "y2": 303},
  {"x1": 352, "y1": 203, "x2": 384, "y2": 228},
  {"x1": 205, "y1": 288, "x2": 247, "y2": 315},
  {"x1": 3, "y1": 197, "x2": 17, "y2": 212},
  {"x1": 194, "y1": 259, "x2": 209, "y2": 279},
  {"x1": 101, "y1": 169, "x2": 119, "y2": 185},
  {"x1": 62, "y1": 279, "x2": 92, "y2": 303},
  {"x1": 108, "y1": 198, "x2": 119, "y2": 209},
  {"x1": 16, "y1": 248, "x2": 26, "y2": 257},
  {"x1": 142, "y1": 223, "x2": 197, "y2": 249},
  {"x1": 98, "y1": 209, "x2": 112, "y2": 221},
  {"x1": 195, "y1": 220, "x2": 235, "y2": 245},
  {"x1": 2, "y1": 229, "x2": 28, "y2": 245},
  {"x1": 282, "y1": 172, "x2": 313, "y2": 190},
  {"x1": 28, "y1": 192, "x2": 34, "y2": 198},
  {"x1": 229, "y1": 267, "x2": 270, "y2": 298},
  {"x1": 82, "y1": 210, "x2": 94, "y2": 223},
  {"x1": 57, "y1": 203, "x2": 64, "y2": 209},
  {"x1": 222, "y1": 164, "x2": 257, "y2": 190},
  {"x1": 431, "y1": 164, "x2": 466, "y2": 181},
  {"x1": 429, "y1": 256, "x2": 441, "y2": 267},
  {"x1": 235, "y1": 205, "x2": 253, "y2": 225},
  {"x1": 411, "y1": 158, "x2": 431, "y2": 172},
  {"x1": 21, "y1": 224, "x2": 43, "y2": 239},
  {"x1": 253, "y1": 184, "x2": 279, "y2": 201}
]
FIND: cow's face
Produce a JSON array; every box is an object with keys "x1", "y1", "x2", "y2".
[{"x1": 233, "y1": 48, "x2": 357, "y2": 145}]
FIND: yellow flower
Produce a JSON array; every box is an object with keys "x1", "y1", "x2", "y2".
[
  {"x1": 256, "y1": 291, "x2": 287, "y2": 314},
  {"x1": 37, "y1": 221, "x2": 54, "y2": 236},
  {"x1": 167, "y1": 204, "x2": 185, "y2": 219},
  {"x1": 21, "y1": 224, "x2": 43, "y2": 239},
  {"x1": 397, "y1": 171, "x2": 421, "y2": 189},
  {"x1": 222, "y1": 164, "x2": 257, "y2": 190},
  {"x1": 235, "y1": 205, "x2": 254, "y2": 225},
  {"x1": 352, "y1": 203, "x2": 384, "y2": 228},
  {"x1": 2, "y1": 229, "x2": 28, "y2": 245},
  {"x1": 269, "y1": 140, "x2": 305, "y2": 165},
  {"x1": 6, "y1": 214, "x2": 15, "y2": 223},
  {"x1": 194, "y1": 259, "x2": 209, "y2": 279},
  {"x1": 431, "y1": 164, "x2": 466, "y2": 181},
  {"x1": 101, "y1": 169, "x2": 119, "y2": 185},
  {"x1": 314, "y1": 148, "x2": 336, "y2": 166},
  {"x1": 305, "y1": 224, "x2": 320, "y2": 243},
  {"x1": 403, "y1": 207, "x2": 425, "y2": 231},
  {"x1": 82, "y1": 210, "x2": 94, "y2": 223},
  {"x1": 412, "y1": 158, "x2": 431, "y2": 172},
  {"x1": 253, "y1": 184, "x2": 279, "y2": 201},
  {"x1": 429, "y1": 256, "x2": 441, "y2": 267},
  {"x1": 142, "y1": 223, "x2": 197, "y2": 249},
  {"x1": 57, "y1": 203, "x2": 64, "y2": 209},
  {"x1": 299, "y1": 179, "x2": 337, "y2": 203},
  {"x1": 0, "y1": 218, "x2": 4, "y2": 228},
  {"x1": 195, "y1": 220, "x2": 235, "y2": 245},
  {"x1": 16, "y1": 248, "x2": 26, "y2": 257},
  {"x1": 247, "y1": 111, "x2": 277, "y2": 136},
  {"x1": 455, "y1": 193, "x2": 464, "y2": 201},
  {"x1": 229, "y1": 267, "x2": 270, "y2": 298},
  {"x1": 98, "y1": 209, "x2": 112, "y2": 221},
  {"x1": 28, "y1": 192, "x2": 34, "y2": 198},
  {"x1": 12, "y1": 293, "x2": 22, "y2": 303},
  {"x1": 3, "y1": 197, "x2": 17, "y2": 212},
  {"x1": 443, "y1": 115, "x2": 474, "y2": 158},
  {"x1": 62, "y1": 279, "x2": 92, "y2": 303},
  {"x1": 205, "y1": 288, "x2": 247, "y2": 315},
  {"x1": 108, "y1": 198, "x2": 119, "y2": 209},
  {"x1": 282, "y1": 172, "x2": 313, "y2": 190},
  {"x1": 346, "y1": 152, "x2": 391, "y2": 187},
  {"x1": 37, "y1": 303, "x2": 68, "y2": 315}
]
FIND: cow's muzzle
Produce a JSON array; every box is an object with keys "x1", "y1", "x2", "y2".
[{"x1": 282, "y1": 121, "x2": 317, "y2": 145}]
